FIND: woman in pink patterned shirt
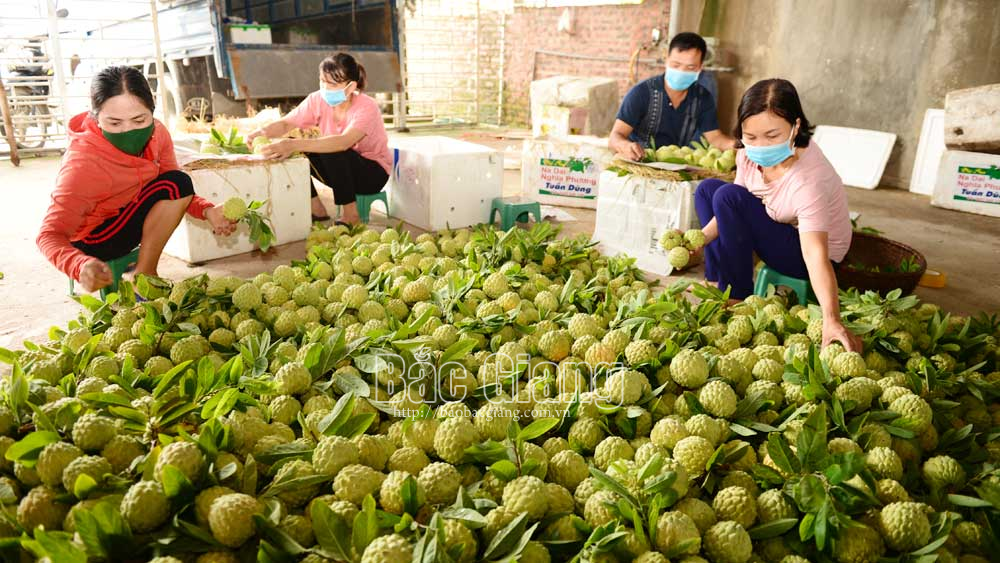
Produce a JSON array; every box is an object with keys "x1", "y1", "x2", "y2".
[
  {"x1": 695, "y1": 79, "x2": 860, "y2": 351},
  {"x1": 249, "y1": 53, "x2": 392, "y2": 225}
]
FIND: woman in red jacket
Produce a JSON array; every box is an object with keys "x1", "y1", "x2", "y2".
[{"x1": 37, "y1": 66, "x2": 235, "y2": 293}]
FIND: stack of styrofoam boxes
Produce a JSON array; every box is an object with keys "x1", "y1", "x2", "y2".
[
  {"x1": 386, "y1": 136, "x2": 503, "y2": 231},
  {"x1": 529, "y1": 76, "x2": 619, "y2": 138},
  {"x1": 164, "y1": 157, "x2": 312, "y2": 264},
  {"x1": 931, "y1": 84, "x2": 1000, "y2": 218}
]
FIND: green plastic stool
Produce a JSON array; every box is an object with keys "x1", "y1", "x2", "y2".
[
  {"x1": 68, "y1": 247, "x2": 140, "y2": 299},
  {"x1": 753, "y1": 265, "x2": 811, "y2": 305},
  {"x1": 490, "y1": 197, "x2": 542, "y2": 230},
  {"x1": 356, "y1": 192, "x2": 388, "y2": 224}
]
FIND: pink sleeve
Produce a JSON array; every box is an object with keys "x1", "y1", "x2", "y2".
[
  {"x1": 792, "y1": 178, "x2": 834, "y2": 234},
  {"x1": 344, "y1": 98, "x2": 381, "y2": 138},
  {"x1": 284, "y1": 93, "x2": 320, "y2": 130},
  {"x1": 734, "y1": 149, "x2": 747, "y2": 186}
]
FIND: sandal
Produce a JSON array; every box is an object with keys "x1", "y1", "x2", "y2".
[
  {"x1": 334, "y1": 220, "x2": 353, "y2": 228},
  {"x1": 311, "y1": 214, "x2": 331, "y2": 222}
]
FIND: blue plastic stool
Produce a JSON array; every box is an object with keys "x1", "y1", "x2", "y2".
[
  {"x1": 490, "y1": 197, "x2": 542, "y2": 230},
  {"x1": 753, "y1": 265, "x2": 811, "y2": 305},
  {"x1": 69, "y1": 247, "x2": 140, "y2": 299}
]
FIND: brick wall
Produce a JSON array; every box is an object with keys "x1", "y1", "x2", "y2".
[{"x1": 501, "y1": 0, "x2": 671, "y2": 127}]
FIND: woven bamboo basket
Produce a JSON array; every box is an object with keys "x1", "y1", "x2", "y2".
[{"x1": 835, "y1": 232, "x2": 927, "y2": 296}]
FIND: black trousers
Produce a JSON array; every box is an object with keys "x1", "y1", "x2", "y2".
[
  {"x1": 307, "y1": 150, "x2": 388, "y2": 205},
  {"x1": 72, "y1": 169, "x2": 194, "y2": 260}
]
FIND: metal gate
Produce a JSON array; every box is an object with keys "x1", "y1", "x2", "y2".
[
  {"x1": 401, "y1": 0, "x2": 504, "y2": 127},
  {"x1": 0, "y1": 0, "x2": 168, "y2": 158}
]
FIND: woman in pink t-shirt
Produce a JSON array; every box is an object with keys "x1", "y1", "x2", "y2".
[
  {"x1": 695, "y1": 79, "x2": 859, "y2": 351},
  {"x1": 249, "y1": 53, "x2": 392, "y2": 225}
]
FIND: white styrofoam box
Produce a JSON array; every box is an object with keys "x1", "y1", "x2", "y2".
[
  {"x1": 165, "y1": 157, "x2": 311, "y2": 264},
  {"x1": 522, "y1": 135, "x2": 615, "y2": 209},
  {"x1": 593, "y1": 171, "x2": 698, "y2": 276},
  {"x1": 812, "y1": 125, "x2": 897, "y2": 189},
  {"x1": 386, "y1": 136, "x2": 503, "y2": 231},
  {"x1": 228, "y1": 24, "x2": 272, "y2": 44},
  {"x1": 910, "y1": 109, "x2": 946, "y2": 196},
  {"x1": 530, "y1": 76, "x2": 619, "y2": 138},
  {"x1": 931, "y1": 150, "x2": 1000, "y2": 218}
]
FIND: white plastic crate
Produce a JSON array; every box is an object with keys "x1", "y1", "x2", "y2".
[
  {"x1": 165, "y1": 157, "x2": 312, "y2": 264},
  {"x1": 931, "y1": 150, "x2": 1000, "y2": 218},
  {"x1": 387, "y1": 136, "x2": 503, "y2": 231}
]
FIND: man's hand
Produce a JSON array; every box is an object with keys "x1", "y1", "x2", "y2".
[
  {"x1": 79, "y1": 259, "x2": 113, "y2": 293},
  {"x1": 822, "y1": 317, "x2": 862, "y2": 352},
  {"x1": 205, "y1": 206, "x2": 238, "y2": 236},
  {"x1": 260, "y1": 139, "x2": 296, "y2": 160},
  {"x1": 615, "y1": 140, "x2": 645, "y2": 161}
]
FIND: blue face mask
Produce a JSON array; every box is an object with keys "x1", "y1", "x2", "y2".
[
  {"x1": 665, "y1": 68, "x2": 700, "y2": 91},
  {"x1": 743, "y1": 129, "x2": 796, "y2": 168},
  {"x1": 321, "y1": 88, "x2": 347, "y2": 107}
]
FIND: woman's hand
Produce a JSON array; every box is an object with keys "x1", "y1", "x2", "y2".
[
  {"x1": 205, "y1": 206, "x2": 238, "y2": 236},
  {"x1": 260, "y1": 139, "x2": 297, "y2": 160},
  {"x1": 246, "y1": 128, "x2": 265, "y2": 145},
  {"x1": 79, "y1": 259, "x2": 113, "y2": 292},
  {"x1": 822, "y1": 316, "x2": 862, "y2": 352}
]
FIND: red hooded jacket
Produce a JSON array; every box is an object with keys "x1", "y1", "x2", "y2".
[{"x1": 37, "y1": 112, "x2": 212, "y2": 281}]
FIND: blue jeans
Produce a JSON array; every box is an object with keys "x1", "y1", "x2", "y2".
[{"x1": 694, "y1": 178, "x2": 809, "y2": 299}]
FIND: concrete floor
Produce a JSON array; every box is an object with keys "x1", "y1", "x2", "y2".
[{"x1": 2, "y1": 132, "x2": 999, "y2": 351}]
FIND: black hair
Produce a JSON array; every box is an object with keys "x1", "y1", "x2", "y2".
[
  {"x1": 320, "y1": 53, "x2": 367, "y2": 91},
  {"x1": 90, "y1": 65, "x2": 155, "y2": 114},
  {"x1": 668, "y1": 32, "x2": 707, "y2": 63},
  {"x1": 733, "y1": 78, "x2": 814, "y2": 148}
]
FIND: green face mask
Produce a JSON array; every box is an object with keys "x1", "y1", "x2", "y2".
[{"x1": 102, "y1": 123, "x2": 154, "y2": 156}]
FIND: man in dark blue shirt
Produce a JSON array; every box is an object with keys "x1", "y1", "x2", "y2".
[{"x1": 610, "y1": 32, "x2": 734, "y2": 160}]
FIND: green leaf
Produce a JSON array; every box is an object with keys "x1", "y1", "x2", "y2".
[
  {"x1": 481, "y1": 512, "x2": 529, "y2": 561},
  {"x1": 263, "y1": 475, "x2": 331, "y2": 500},
  {"x1": 767, "y1": 433, "x2": 799, "y2": 476},
  {"x1": 793, "y1": 474, "x2": 827, "y2": 513},
  {"x1": 311, "y1": 499, "x2": 353, "y2": 561},
  {"x1": 402, "y1": 475, "x2": 421, "y2": 516},
  {"x1": 352, "y1": 495, "x2": 379, "y2": 556},
  {"x1": 32, "y1": 529, "x2": 87, "y2": 563},
  {"x1": 798, "y1": 512, "x2": 815, "y2": 542},
  {"x1": 73, "y1": 473, "x2": 99, "y2": 499},
  {"x1": 814, "y1": 499, "x2": 829, "y2": 549},
  {"x1": 160, "y1": 464, "x2": 193, "y2": 498},
  {"x1": 518, "y1": 418, "x2": 559, "y2": 442},
  {"x1": 440, "y1": 339, "x2": 477, "y2": 366},
  {"x1": 946, "y1": 494, "x2": 992, "y2": 508},
  {"x1": 5, "y1": 431, "x2": 61, "y2": 466},
  {"x1": 337, "y1": 413, "x2": 376, "y2": 439},
  {"x1": 439, "y1": 508, "x2": 487, "y2": 529},
  {"x1": 796, "y1": 403, "x2": 828, "y2": 472},
  {"x1": 747, "y1": 518, "x2": 799, "y2": 539},
  {"x1": 490, "y1": 460, "x2": 519, "y2": 482},
  {"x1": 318, "y1": 391, "x2": 356, "y2": 436},
  {"x1": 253, "y1": 514, "x2": 307, "y2": 556},
  {"x1": 588, "y1": 466, "x2": 640, "y2": 509}
]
